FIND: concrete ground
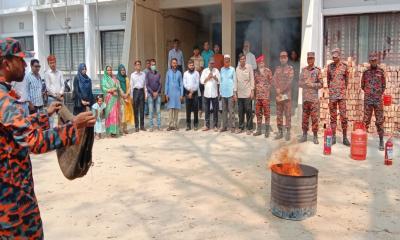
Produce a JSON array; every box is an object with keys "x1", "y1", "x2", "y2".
[{"x1": 31, "y1": 111, "x2": 400, "y2": 240}]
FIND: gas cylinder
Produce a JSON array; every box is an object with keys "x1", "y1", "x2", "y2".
[
  {"x1": 351, "y1": 122, "x2": 367, "y2": 160},
  {"x1": 383, "y1": 94, "x2": 392, "y2": 106},
  {"x1": 385, "y1": 137, "x2": 393, "y2": 165},
  {"x1": 323, "y1": 124, "x2": 332, "y2": 155}
]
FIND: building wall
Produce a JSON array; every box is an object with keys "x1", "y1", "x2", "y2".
[
  {"x1": 0, "y1": 0, "x2": 32, "y2": 9},
  {"x1": 1, "y1": 14, "x2": 33, "y2": 36}
]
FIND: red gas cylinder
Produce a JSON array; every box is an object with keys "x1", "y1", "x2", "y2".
[
  {"x1": 383, "y1": 94, "x2": 392, "y2": 106},
  {"x1": 323, "y1": 124, "x2": 332, "y2": 155},
  {"x1": 351, "y1": 122, "x2": 367, "y2": 160}
]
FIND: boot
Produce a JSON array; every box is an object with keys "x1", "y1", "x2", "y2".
[
  {"x1": 299, "y1": 131, "x2": 307, "y2": 143},
  {"x1": 285, "y1": 127, "x2": 291, "y2": 141},
  {"x1": 253, "y1": 124, "x2": 262, "y2": 136},
  {"x1": 274, "y1": 127, "x2": 283, "y2": 140},
  {"x1": 343, "y1": 131, "x2": 351, "y2": 147},
  {"x1": 379, "y1": 136, "x2": 384, "y2": 151},
  {"x1": 265, "y1": 125, "x2": 270, "y2": 138},
  {"x1": 313, "y1": 132, "x2": 319, "y2": 144},
  {"x1": 332, "y1": 135, "x2": 336, "y2": 145}
]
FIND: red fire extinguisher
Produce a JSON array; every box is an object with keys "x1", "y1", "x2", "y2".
[
  {"x1": 385, "y1": 137, "x2": 393, "y2": 165},
  {"x1": 323, "y1": 124, "x2": 333, "y2": 155}
]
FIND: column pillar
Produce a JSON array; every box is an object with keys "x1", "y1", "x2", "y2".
[
  {"x1": 300, "y1": 0, "x2": 322, "y2": 104},
  {"x1": 84, "y1": 3, "x2": 99, "y2": 84},
  {"x1": 122, "y1": 0, "x2": 134, "y2": 73},
  {"x1": 32, "y1": 9, "x2": 48, "y2": 74},
  {"x1": 221, "y1": 0, "x2": 235, "y2": 64}
]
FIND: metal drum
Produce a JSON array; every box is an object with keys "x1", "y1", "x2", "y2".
[{"x1": 270, "y1": 164, "x2": 318, "y2": 221}]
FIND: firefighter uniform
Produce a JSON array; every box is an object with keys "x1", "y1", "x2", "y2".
[
  {"x1": 361, "y1": 52, "x2": 386, "y2": 151},
  {"x1": 253, "y1": 55, "x2": 273, "y2": 137},
  {"x1": 273, "y1": 62, "x2": 294, "y2": 140},
  {"x1": 299, "y1": 52, "x2": 323, "y2": 144},
  {"x1": 327, "y1": 48, "x2": 350, "y2": 146}
]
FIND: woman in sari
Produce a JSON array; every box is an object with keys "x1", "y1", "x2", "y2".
[
  {"x1": 101, "y1": 66, "x2": 121, "y2": 137},
  {"x1": 117, "y1": 64, "x2": 134, "y2": 134},
  {"x1": 73, "y1": 63, "x2": 94, "y2": 115}
]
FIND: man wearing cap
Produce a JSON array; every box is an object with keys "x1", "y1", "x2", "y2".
[
  {"x1": 273, "y1": 51, "x2": 294, "y2": 141},
  {"x1": 235, "y1": 53, "x2": 255, "y2": 135},
  {"x1": 253, "y1": 55, "x2": 273, "y2": 137},
  {"x1": 200, "y1": 57, "x2": 220, "y2": 131},
  {"x1": 327, "y1": 48, "x2": 350, "y2": 146},
  {"x1": 219, "y1": 54, "x2": 236, "y2": 133},
  {"x1": 361, "y1": 52, "x2": 386, "y2": 151},
  {"x1": 0, "y1": 38, "x2": 95, "y2": 238},
  {"x1": 299, "y1": 52, "x2": 323, "y2": 144}
]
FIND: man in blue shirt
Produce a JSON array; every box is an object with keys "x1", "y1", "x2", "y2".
[
  {"x1": 219, "y1": 54, "x2": 236, "y2": 132},
  {"x1": 201, "y1": 41, "x2": 214, "y2": 68},
  {"x1": 168, "y1": 39, "x2": 185, "y2": 74}
]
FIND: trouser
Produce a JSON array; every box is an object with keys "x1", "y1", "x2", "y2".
[
  {"x1": 329, "y1": 99, "x2": 348, "y2": 135},
  {"x1": 47, "y1": 96, "x2": 58, "y2": 128},
  {"x1": 1, "y1": 208, "x2": 44, "y2": 239},
  {"x1": 238, "y1": 98, "x2": 252, "y2": 130},
  {"x1": 148, "y1": 95, "x2": 161, "y2": 128},
  {"x1": 198, "y1": 84, "x2": 204, "y2": 112},
  {"x1": 204, "y1": 97, "x2": 219, "y2": 128},
  {"x1": 302, "y1": 101, "x2": 319, "y2": 134},
  {"x1": 133, "y1": 88, "x2": 145, "y2": 129},
  {"x1": 185, "y1": 91, "x2": 199, "y2": 127},
  {"x1": 363, "y1": 101, "x2": 384, "y2": 137},
  {"x1": 221, "y1": 97, "x2": 235, "y2": 129},
  {"x1": 255, "y1": 99, "x2": 270, "y2": 126},
  {"x1": 276, "y1": 100, "x2": 291, "y2": 128},
  {"x1": 144, "y1": 99, "x2": 149, "y2": 115},
  {"x1": 168, "y1": 109, "x2": 179, "y2": 128}
]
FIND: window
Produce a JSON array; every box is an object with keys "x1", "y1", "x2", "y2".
[
  {"x1": 324, "y1": 12, "x2": 400, "y2": 65},
  {"x1": 101, "y1": 30, "x2": 125, "y2": 70},
  {"x1": 49, "y1": 33, "x2": 85, "y2": 71},
  {"x1": 14, "y1": 36, "x2": 34, "y2": 52}
]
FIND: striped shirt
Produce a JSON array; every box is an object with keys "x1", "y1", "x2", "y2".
[{"x1": 26, "y1": 72, "x2": 44, "y2": 107}]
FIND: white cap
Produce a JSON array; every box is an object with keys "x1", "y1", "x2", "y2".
[{"x1": 224, "y1": 54, "x2": 231, "y2": 59}]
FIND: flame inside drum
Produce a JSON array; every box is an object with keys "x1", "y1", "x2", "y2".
[{"x1": 268, "y1": 147, "x2": 303, "y2": 176}]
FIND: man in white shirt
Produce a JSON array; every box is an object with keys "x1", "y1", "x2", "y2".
[
  {"x1": 200, "y1": 58, "x2": 220, "y2": 131},
  {"x1": 183, "y1": 60, "x2": 200, "y2": 131},
  {"x1": 234, "y1": 53, "x2": 255, "y2": 135},
  {"x1": 240, "y1": 40, "x2": 257, "y2": 70},
  {"x1": 130, "y1": 60, "x2": 147, "y2": 132},
  {"x1": 44, "y1": 55, "x2": 64, "y2": 127}
]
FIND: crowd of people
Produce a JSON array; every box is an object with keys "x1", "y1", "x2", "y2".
[
  {"x1": 12, "y1": 39, "x2": 387, "y2": 149},
  {"x1": 0, "y1": 34, "x2": 388, "y2": 238}
]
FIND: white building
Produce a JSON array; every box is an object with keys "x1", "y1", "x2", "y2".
[{"x1": 1, "y1": 0, "x2": 399, "y2": 92}]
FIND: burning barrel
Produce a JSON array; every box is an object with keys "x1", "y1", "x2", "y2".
[{"x1": 270, "y1": 163, "x2": 318, "y2": 221}]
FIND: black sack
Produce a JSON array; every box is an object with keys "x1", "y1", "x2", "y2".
[{"x1": 56, "y1": 105, "x2": 94, "y2": 180}]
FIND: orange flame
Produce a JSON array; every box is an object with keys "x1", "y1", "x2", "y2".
[{"x1": 268, "y1": 147, "x2": 303, "y2": 176}]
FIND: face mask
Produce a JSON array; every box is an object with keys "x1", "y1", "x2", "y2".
[{"x1": 151, "y1": 65, "x2": 157, "y2": 71}]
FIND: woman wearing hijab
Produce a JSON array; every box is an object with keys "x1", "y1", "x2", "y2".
[
  {"x1": 101, "y1": 66, "x2": 121, "y2": 137},
  {"x1": 117, "y1": 64, "x2": 134, "y2": 134},
  {"x1": 73, "y1": 63, "x2": 94, "y2": 115}
]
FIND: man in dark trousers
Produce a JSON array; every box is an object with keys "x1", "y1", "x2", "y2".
[
  {"x1": 361, "y1": 52, "x2": 386, "y2": 151},
  {"x1": 299, "y1": 52, "x2": 323, "y2": 144},
  {"x1": 327, "y1": 48, "x2": 350, "y2": 146},
  {"x1": 183, "y1": 60, "x2": 200, "y2": 131}
]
